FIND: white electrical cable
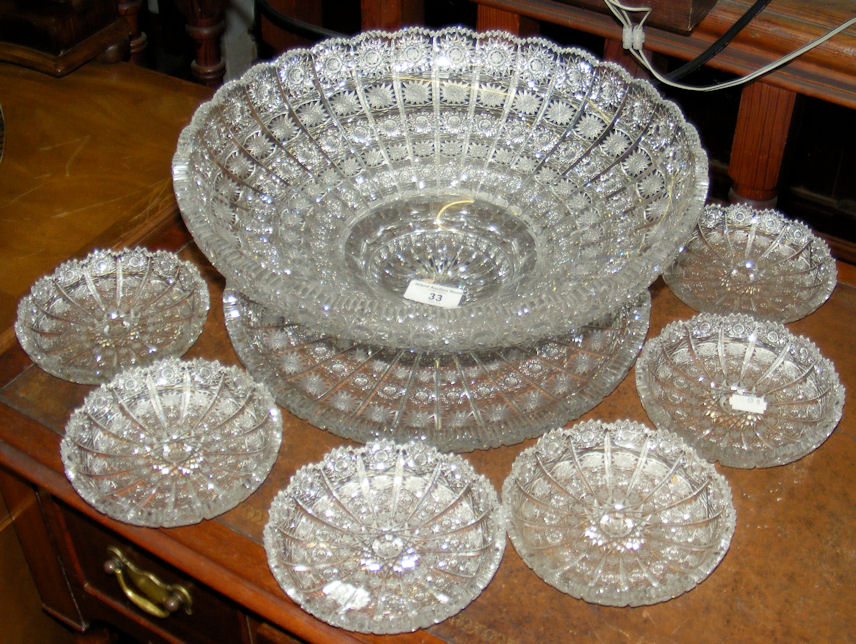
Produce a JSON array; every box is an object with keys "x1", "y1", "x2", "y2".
[{"x1": 602, "y1": 0, "x2": 856, "y2": 92}]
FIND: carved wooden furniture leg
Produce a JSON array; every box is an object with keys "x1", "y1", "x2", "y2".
[
  {"x1": 360, "y1": 0, "x2": 424, "y2": 30},
  {"x1": 173, "y1": 0, "x2": 227, "y2": 87},
  {"x1": 476, "y1": 4, "x2": 538, "y2": 35},
  {"x1": 117, "y1": 0, "x2": 147, "y2": 64},
  {"x1": 728, "y1": 81, "x2": 797, "y2": 208}
]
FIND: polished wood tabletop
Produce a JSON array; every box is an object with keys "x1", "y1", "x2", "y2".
[
  {"x1": 0, "y1": 60, "x2": 854, "y2": 643},
  {"x1": 0, "y1": 60, "x2": 211, "y2": 352}
]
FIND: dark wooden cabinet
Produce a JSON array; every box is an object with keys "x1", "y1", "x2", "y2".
[
  {"x1": 60, "y1": 508, "x2": 252, "y2": 644},
  {"x1": 0, "y1": 470, "x2": 254, "y2": 644}
]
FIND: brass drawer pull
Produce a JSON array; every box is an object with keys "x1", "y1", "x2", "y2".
[{"x1": 103, "y1": 545, "x2": 193, "y2": 618}]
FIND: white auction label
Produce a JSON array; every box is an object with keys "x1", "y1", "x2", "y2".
[
  {"x1": 729, "y1": 392, "x2": 768, "y2": 414},
  {"x1": 403, "y1": 279, "x2": 464, "y2": 308}
]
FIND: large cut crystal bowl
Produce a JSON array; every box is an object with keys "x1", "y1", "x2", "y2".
[{"x1": 173, "y1": 27, "x2": 708, "y2": 352}]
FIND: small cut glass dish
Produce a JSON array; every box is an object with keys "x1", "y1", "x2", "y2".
[
  {"x1": 635, "y1": 312, "x2": 845, "y2": 468},
  {"x1": 263, "y1": 440, "x2": 506, "y2": 633},
  {"x1": 173, "y1": 26, "x2": 708, "y2": 353},
  {"x1": 15, "y1": 247, "x2": 209, "y2": 384},
  {"x1": 61, "y1": 357, "x2": 282, "y2": 527},
  {"x1": 663, "y1": 203, "x2": 837, "y2": 322},
  {"x1": 502, "y1": 419, "x2": 735, "y2": 607},
  {"x1": 223, "y1": 287, "x2": 650, "y2": 452}
]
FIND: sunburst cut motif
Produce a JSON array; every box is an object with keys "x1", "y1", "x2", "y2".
[
  {"x1": 331, "y1": 90, "x2": 361, "y2": 116},
  {"x1": 366, "y1": 85, "x2": 395, "y2": 109},
  {"x1": 263, "y1": 440, "x2": 506, "y2": 634},
  {"x1": 173, "y1": 27, "x2": 708, "y2": 354},
  {"x1": 502, "y1": 420, "x2": 736, "y2": 607},
  {"x1": 477, "y1": 82, "x2": 507, "y2": 108},
  {"x1": 664, "y1": 204, "x2": 837, "y2": 322},
  {"x1": 61, "y1": 358, "x2": 282, "y2": 527},
  {"x1": 223, "y1": 289, "x2": 650, "y2": 452},
  {"x1": 440, "y1": 81, "x2": 470, "y2": 104},
  {"x1": 402, "y1": 79, "x2": 431, "y2": 104},
  {"x1": 636, "y1": 313, "x2": 845, "y2": 468},
  {"x1": 15, "y1": 248, "x2": 209, "y2": 385}
]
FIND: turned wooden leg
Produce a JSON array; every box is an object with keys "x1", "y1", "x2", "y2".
[
  {"x1": 728, "y1": 81, "x2": 797, "y2": 207},
  {"x1": 117, "y1": 0, "x2": 147, "y2": 64},
  {"x1": 476, "y1": 4, "x2": 538, "y2": 35},
  {"x1": 174, "y1": 0, "x2": 227, "y2": 87},
  {"x1": 360, "y1": 0, "x2": 424, "y2": 30}
]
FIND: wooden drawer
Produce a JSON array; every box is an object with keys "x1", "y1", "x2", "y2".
[{"x1": 59, "y1": 506, "x2": 250, "y2": 644}]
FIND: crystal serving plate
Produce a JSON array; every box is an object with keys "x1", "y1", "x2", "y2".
[
  {"x1": 61, "y1": 358, "x2": 282, "y2": 527},
  {"x1": 173, "y1": 27, "x2": 708, "y2": 352},
  {"x1": 224, "y1": 287, "x2": 649, "y2": 451},
  {"x1": 16, "y1": 248, "x2": 210, "y2": 384},
  {"x1": 263, "y1": 440, "x2": 506, "y2": 633},
  {"x1": 635, "y1": 313, "x2": 844, "y2": 468},
  {"x1": 663, "y1": 204, "x2": 837, "y2": 322},
  {"x1": 502, "y1": 420, "x2": 735, "y2": 607}
]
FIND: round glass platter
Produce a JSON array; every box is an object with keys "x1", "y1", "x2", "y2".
[
  {"x1": 173, "y1": 26, "x2": 708, "y2": 353},
  {"x1": 223, "y1": 288, "x2": 650, "y2": 452},
  {"x1": 635, "y1": 312, "x2": 845, "y2": 468},
  {"x1": 16, "y1": 248, "x2": 210, "y2": 384},
  {"x1": 263, "y1": 440, "x2": 506, "y2": 634},
  {"x1": 61, "y1": 358, "x2": 282, "y2": 527},
  {"x1": 502, "y1": 419, "x2": 735, "y2": 607},
  {"x1": 663, "y1": 203, "x2": 837, "y2": 322}
]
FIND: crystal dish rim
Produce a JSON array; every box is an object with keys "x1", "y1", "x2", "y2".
[
  {"x1": 635, "y1": 311, "x2": 845, "y2": 468},
  {"x1": 15, "y1": 247, "x2": 210, "y2": 385},
  {"x1": 172, "y1": 26, "x2": 709, "y2": 352},
  {"x1": 502, "y1": 419, "x2": 736, "y2": 606}
]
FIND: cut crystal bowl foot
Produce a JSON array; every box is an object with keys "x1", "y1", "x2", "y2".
[{"x1": 224, "y1": 288, "x2": 650, "y2": 451}]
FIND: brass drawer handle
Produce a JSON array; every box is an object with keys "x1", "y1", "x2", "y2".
[{"x1": 103, "y1": 545, "x2": 193, "y2": 618}]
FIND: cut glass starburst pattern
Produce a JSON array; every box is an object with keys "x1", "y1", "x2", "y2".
[
  {"x1": 172, "y1": 27, "x2": 707, "y2": 353},
  {"x1": 502, "y1": 420, "x2": 736, "y2": 606},
  {"x1": 635, "y1": 313, "x2": 845, "y2": 468},
  {"x1": 263, "y1": 441, "x2": 505, "y2": 633},
  {"x1": 61, "y1": 358, "x2": 282, "y2": 527}
]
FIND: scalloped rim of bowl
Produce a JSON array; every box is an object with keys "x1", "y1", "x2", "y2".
[
  {"x1": 663, "y1": 203, "x2": 837, "y2": 322},
  {"x1": 635, "y1": 311, "x2": 845, "y2": 468},
  {"x1": 173, "y1": 26, "x2": 708, "y2": 352}
]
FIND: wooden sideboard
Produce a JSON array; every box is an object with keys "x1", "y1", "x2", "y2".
[{"x1": 1, "y1": 59, "x2": 855, "y2": 643}]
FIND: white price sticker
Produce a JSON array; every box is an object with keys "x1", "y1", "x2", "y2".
[
  {"x1": 403, "y1": 279, "x2": 464, "y2": 308},
  {"x1": 729, "y1": 393, "x2": 767, "y2": 415}
]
